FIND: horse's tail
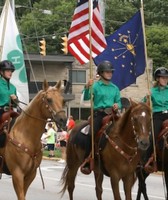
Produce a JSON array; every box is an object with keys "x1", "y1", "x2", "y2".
[{"x1": 59, "y1": 163, "x2": 69, "y2": 196}]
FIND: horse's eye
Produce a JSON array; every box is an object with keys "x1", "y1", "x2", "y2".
[
  {"x1": 47, "y1": 98, "x2": 53, "y2": 104},
  {"x1": 132, "y1": 116, "x2": 138, "y2": 123},
  {"x1": 63, "y1": 100, "x2": 67, "y2": 107}
]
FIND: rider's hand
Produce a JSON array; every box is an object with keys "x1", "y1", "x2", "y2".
[
  {"x1": 10, "y1": 94, "x2": 17, "y2": 100},
  {"x1": 113, "y1": 103, "x2": 119, "y2": 111},
  {"x1": 85, "y1": 79, "x2": 94, "y2": 89},
  {"x1": 10, "y1": 95, "x2": 19, "y2": 104}
]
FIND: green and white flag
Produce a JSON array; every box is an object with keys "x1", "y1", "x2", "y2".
[{"x1": 0, "y1": 0, "x2": 29, "y2": 106}]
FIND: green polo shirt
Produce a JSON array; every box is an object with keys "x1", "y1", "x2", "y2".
[
  {"x1": 0, "y1": 77, "x2": 16, "y2": 107},
  {"x1": 46, "y1": 128, "x2": 56, "y2": 144},
  {"x1": 83, "y1": 80, "x2": 121, "y2": 110},
  {"x1": 150, "y1": 86, "x2": 168, "y2": 113}
]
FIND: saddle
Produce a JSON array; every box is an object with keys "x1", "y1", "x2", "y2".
[
  {"x1": 144, "y1": 119, "x2": 168, "y2": 173},
  {"x1": 0, "y1": 110, "x2": 19, "y2": 147}
]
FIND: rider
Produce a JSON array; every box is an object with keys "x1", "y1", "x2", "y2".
[
  {"x1": 84, "y1": 60, "x2": 121, "y2": 136},
  {"x1": 145, "y1": 67, "x2": 168, "y2": 172},
  {"x1": 0, "y1": 60, "x2": 18, "y2": 123},
  {"x1": 81, "y1": 60, "x2": 121, "y2": 174}
]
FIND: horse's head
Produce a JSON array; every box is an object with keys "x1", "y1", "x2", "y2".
[
  {"x1": 130, "y1": 100, "x2": 151, "y2": 150},
  {"x1": 41, "y1": 80, "x2": 67, "y2": 130}
]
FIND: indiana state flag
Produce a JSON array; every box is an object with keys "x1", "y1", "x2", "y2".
[{"x1": 94, "y1": 10, "x2": 146, "y2": 90}]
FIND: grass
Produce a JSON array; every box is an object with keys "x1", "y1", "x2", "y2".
[{"x1": 42, "y1": 148, "x2": 62, "y2": 158}]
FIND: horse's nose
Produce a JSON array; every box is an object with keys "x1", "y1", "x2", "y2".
[
  {"x1": 59, "y1": 116, "x2": 67, "y2": 130},
  {"x1": 138, "y1": 137, "x2": 150, "y2": 150}
]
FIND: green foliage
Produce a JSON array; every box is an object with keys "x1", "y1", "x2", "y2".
[
  {"x1": 1, "y1": 0, "x2": 167, "y2": 68},
  {"x1": 43, "y1": 148, "x2": 61, "y2": 158},
  {"x1": 146, "y1": 25, "x2": 168, "y2": 69}
]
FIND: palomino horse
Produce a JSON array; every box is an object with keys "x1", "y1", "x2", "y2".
[
  {"x1": 0, "y1": 80, "x2": 67, "y2": 200},
  {"x1": 136, "y1": 119, "x2": 168, "y2": 200},
  {"x1": 60, "y1": 101, "x2": 151, "y2": 200}
]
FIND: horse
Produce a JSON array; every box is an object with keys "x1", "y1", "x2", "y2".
[
  {"x1": 136, "y1": 119, "x2": 168, "y2": 200},
  {"x1": 0, "y1": 80, "x2": 67, "y2": 200},
  {"x1": 60, "y1": 101, "x2": 151, "y2": 200}
]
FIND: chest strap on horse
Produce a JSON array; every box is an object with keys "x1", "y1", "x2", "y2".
[
  {"x1": 8, "y1": 135, "x2": 42, "y2": 159},
  {"x1": 103, "y1": 132, "x2": 137, "y2": 163}
]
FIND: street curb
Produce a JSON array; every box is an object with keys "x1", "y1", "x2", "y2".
[{"x1": 42, "y1": 156, "x2": 60, "y2": 161}]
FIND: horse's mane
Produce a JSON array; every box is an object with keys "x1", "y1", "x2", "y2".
[
  {"x1": 113, "y1": 106, "x2": 133, "y2": 135},
  {"x1": 112, "y1": 102, "x2": 150, "y2": 136}
]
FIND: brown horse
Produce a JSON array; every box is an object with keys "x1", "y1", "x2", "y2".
[
  {"x1": 61, "y1": 101, "x2": 151, "y2": 200},
  {"x1": 136, "y1": 119, "x2": 168, "y2": 200},
  {"x1": 0, "y1": 80, "x2": 67, "y2": 200}
]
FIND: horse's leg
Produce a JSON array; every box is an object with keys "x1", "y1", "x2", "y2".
[
  {"x1": 67, "y1": 165, "x2": 79, "y2": 200},
  {"x1": 12, "y1": 171, "x2": 25, "y2": 200},
  {"x1": 136, "y1": 168, "x2": 149, "y2": 200},
  {"x1": 110, "y1": 176, "x2": 121, "y2": 200},
  {"x1": 93, "y1": 168, "x2": 104, "y2": 200},
  {"x1": 163, "y1": 148, "x2": 168, "y2": 200},
  {"x1": 122, "y1": 173, "x2": 136, "y2": 200},
  {"x1": 24, "y1": 170, "x2": 37, "y2": 195}
]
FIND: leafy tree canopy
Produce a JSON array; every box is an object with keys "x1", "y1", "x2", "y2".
[{"x1": 0, "y1": 0, "x2": 167, "y2": 68}]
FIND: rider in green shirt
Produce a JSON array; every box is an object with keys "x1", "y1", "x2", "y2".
[
  {"x1": 81, "y1": 60, "x2": 121, "y2": 174},
  {"x1": 144, "y1": 67, "x2": 168, "y2": 172},
  {"x1": 0, "y1": 60, "x2": 18, "y2": 119}
]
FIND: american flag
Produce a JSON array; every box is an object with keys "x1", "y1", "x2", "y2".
[{"x1": 68, "y1": 0, "x2": 107, "y2": 64}]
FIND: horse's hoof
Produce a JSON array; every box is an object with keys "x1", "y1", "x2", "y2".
[{"x1": 80, "y1": 166, "x2": 91, "y2": 175}]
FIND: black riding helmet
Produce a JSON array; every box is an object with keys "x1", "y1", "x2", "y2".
[
  {"x1": 0, "y1": 60, "x2": 15, "y2": 72},
  {"x1": 97, "y1": 60, "x2": 114, "y2": 75},
  {"x1": 154, "y1": 67, "x2": 168, "y2": 80}
]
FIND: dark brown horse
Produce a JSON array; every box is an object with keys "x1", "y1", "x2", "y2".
[
  {"x1": 0, "y1": 80, "x2": 67, "y2": 200},
  {"x1": 61, "y1": 101, "x2": 151, "y2": 200},
  {"x1": 136, "y1": 119, "x2": 168, "y2": 200}
]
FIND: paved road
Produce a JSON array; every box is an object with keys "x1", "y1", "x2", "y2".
[{"x1": 0, "y1": 159, "x2": 166, "y2": 199}]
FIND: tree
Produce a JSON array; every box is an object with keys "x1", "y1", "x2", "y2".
[
  {"x1": 18, "y1": 0, "x2": 75, "y2": 54},
  {"x1": 146, "y1": 25, "x2": 168, "y2": 70},
  {"x1": 10, "y1": 0, "x2": 168, "y2": 68}
]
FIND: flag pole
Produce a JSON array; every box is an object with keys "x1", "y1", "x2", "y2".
[
  {"x1": 140, "y1": 0, "x2": 157, "y2": 167},
  {"x1": 88, "y1": 0, "x2": 95, "y2": 162},
  {"x1": 0, "y1": 0, "x2": 10, "y2": 60}
]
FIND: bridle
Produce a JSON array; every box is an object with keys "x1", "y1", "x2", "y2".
[
  {"x1": 16, "y1": 90, "x2": 65, "y2": 125},
  {"x1": 41, "y1": 93, "x2": 65, "y2": 123},
  {"x1": 131, "y1": 109, "x2": 151, "y2": 141},
  {"x1": 103, "y1": 107, "x2": 150, "y2": 163}
]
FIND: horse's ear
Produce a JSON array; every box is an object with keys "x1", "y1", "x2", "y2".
[
  {"x1": 43, "y1": 79, "x2": 49, "y2": 91},
  {"x1": 129, "y1": 98, "x2": 138, "y2": 107},
  {"x1": 55, "y1": 80, "x2": 62, "y2": 91},
  {"x1": 145, "y1": 95, "x2": 151, "y2": 107}
]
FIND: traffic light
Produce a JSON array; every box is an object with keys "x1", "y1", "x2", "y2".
[
  {"x1": 40, "y1": 38, "x2": 46, "y2": 56},
  {"x1": 61, "y1": 35, "x2": 68, "y2": 54}
]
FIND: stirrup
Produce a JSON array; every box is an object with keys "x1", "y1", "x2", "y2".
[
  {"x1": 144, "y1": 155, "x2": 157, "y2": 173},
  {"x1": 80, "y1": 156, "x2": 94, "y2": 175}
]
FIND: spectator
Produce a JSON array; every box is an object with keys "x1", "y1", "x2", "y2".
[
  {"x1": 66, "y1": 115, "x2": 75, "y2": 139},
  {"x1": 57, "y1": 129, "x2": 67, "y2": 163},
  {"x1": 44, "y1": 122, "x2": 56, "y2": 157}
]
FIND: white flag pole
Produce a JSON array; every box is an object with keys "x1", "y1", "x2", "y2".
[
  {"x1": 88, "y1": 0, "x2": 95, "y2": 162},
  {"x1": 140, "y1": 0, "x2": 157, "y2": 169}
]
